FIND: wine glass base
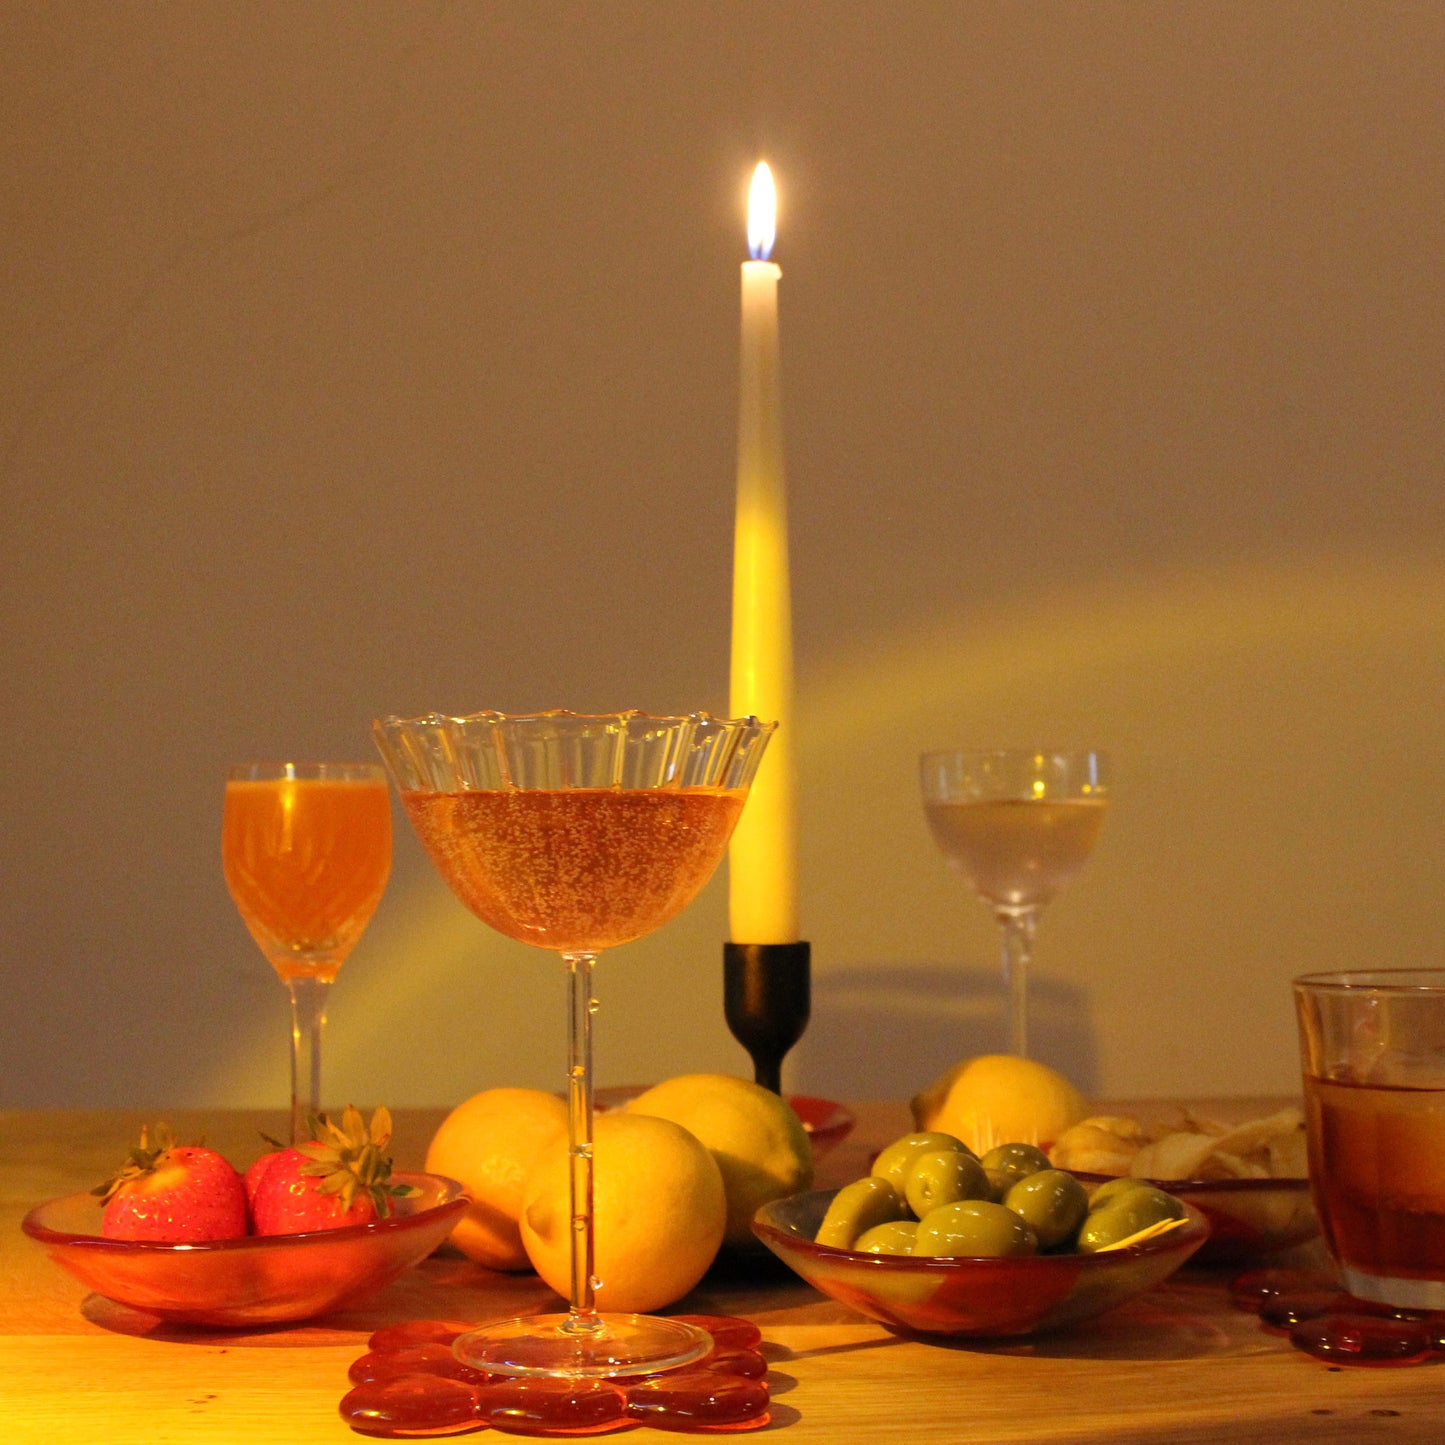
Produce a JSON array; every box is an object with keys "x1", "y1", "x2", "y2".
[{"x1": 452, "y1": 1312, "x2": 712, "y2": 1378}]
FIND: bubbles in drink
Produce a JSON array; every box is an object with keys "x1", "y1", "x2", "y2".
[{"x1": 402, "y1": 788, "x2": 745, "y2": 953}]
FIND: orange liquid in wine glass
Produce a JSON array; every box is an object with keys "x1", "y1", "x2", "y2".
[
  {"x1": 401, "y1": 787, "x2": 746, "y2": 953},
  {"x1": 223, "y1": 777, "x2": 392, "y2": 980}
]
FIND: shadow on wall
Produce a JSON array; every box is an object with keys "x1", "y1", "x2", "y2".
[
  {"x1": 795, "y1": 548, "x2": 1445, "y2": 1100},
  {"x1": 201, "y1": 548, "x2": 1443, "y2": 1109},
  {"x1": 790, "y1": 963, "x2": 1099, "y2": 1102}
]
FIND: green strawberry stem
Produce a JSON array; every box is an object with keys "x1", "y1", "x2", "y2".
[
  {"x1": 297, "y1": 1105, "x2": 418, "y2": 1217},
  {"x1": 92, "y1": 1124, "x2": 177, "y2": 1202}
]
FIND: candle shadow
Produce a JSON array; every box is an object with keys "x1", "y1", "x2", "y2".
[{"x1": 788, "y1": 963, "x2": 1099, "y2": 1099}]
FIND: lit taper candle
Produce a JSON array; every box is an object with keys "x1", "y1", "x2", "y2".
[
  {"x1": 725, "y1": 163, "x2": 809, "y2": 1093},
  {"x1": 729, "y1": 161, "x2": 799, "y2": 946}
]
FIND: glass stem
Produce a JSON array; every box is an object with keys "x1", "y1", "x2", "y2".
[
  {"x1": 995, "y1": 909, "x2": 1037, "y2": 1058},
  {"x1": 563, "y1": 951, "x2": 602, "y2": 1334},
  {"x1": 285, "y1": 974, "x2": 332, "y2": 1145}
]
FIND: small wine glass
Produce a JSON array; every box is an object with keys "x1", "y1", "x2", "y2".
[
  {"x1": 222, "y1": 762, "x2": 392, "y2": 1144},
  {"x1": 920, "y1": 749, "x2": 1108, "y2": 1058},
  {"x1": 373, "y1": 709, "x2": 774, "y2": 1379}
]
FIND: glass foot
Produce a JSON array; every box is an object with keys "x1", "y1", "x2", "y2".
[{"x1": 452, "y1": 1312, "x2": 711, "y2": 1378}]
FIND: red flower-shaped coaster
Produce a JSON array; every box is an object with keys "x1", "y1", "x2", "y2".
[
  {"x1": 1232, "y1": 1267, "x2": 1445, "y2": 1368},
  {"x1": 340, "y1": 1315, "x2": 773, "y2": 1437}
]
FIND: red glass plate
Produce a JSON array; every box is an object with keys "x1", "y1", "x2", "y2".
[
  {"x1": 786, "y1": 1095, "x2": 856, "y2": 1158},
  {"x1": 341, "y1": 1375, "x2": 483, "y2": 1436},
  {"x1": 338, "y1": 1315, "x2": 772, "y2": 1437}
]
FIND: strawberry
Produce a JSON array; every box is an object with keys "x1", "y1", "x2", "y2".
[
  {"x1": 242, "y1": 1128, "x2": 291, "y2": 1212},
  {"x1": 250, "y1": 1106, "x2": 416, "y2": 1237},
  {"x1": 243, "y1": 1145, "x2": 286, "y2": 1211},
  {"x1": 94, "y1": 1125, "x2": 249, "y2": 1242}
]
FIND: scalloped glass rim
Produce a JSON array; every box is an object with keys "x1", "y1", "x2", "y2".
[
  {"x1": 372, "y1": 710, "x2": 777, "y2": 795},
  {"x1": 374, "y1": 709, "x2": 775, "y2": 727}
]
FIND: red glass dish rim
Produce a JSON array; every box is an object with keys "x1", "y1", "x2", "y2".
[
  {"x1": 21, "y1": 1171, "x2": 467, "y2": 1253},
  {"x1": 754, "y1": 1189, "x2": 1209, "y2": 1268},
  {"x1": 1071, "y1": 1170, "x2": 1308, "y2": 1195}
]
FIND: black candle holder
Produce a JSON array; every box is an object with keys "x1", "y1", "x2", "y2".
[{"x1": 724, "y1": 941, "x2": 811, "y2": 1094}]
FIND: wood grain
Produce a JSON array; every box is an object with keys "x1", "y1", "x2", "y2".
[{"x1": 4, "y1": 1104, "x2": 1442, "y2": 1442}]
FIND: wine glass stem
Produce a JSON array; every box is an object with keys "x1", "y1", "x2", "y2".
[
  {"x1": 563, "y1": 950, "x2": 602, "y2": 1333},
  {"x1": 995, "y1": 909, "x2": 1037, "y2": 1058},
  {"x1": 285, "y1": 974, "x2": 332, "y2": 1145}
]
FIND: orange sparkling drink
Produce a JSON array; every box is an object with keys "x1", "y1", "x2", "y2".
[
  {"x1": 401, "y1": 787, "x2": 744, "y2": 953},
  {"x1": 223, "y1": 773, "x2": 392, "y2": 980}
]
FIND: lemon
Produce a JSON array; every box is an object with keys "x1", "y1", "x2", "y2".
[
  {"x1": 425, "y1": 1087, "x2": 569, "y2": 1271},
  {"x1": 520, "y1": 1111, "x2": 726, "y2": 1313},
  {"x1": 910, "y1": 1054, "x2": 1087, "y2": 1154},
  {"x1": 625, "y1": 1073, "x2": 813, "y2": 1247}
]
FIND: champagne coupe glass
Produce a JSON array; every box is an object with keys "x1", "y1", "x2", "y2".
[
  {"x1": 222, "y1": 762, "x2": 392, "y2": 1144},
  {"x1": 920, "y1": 749, "x2": 1108, "y2": 1059},
  {"x1": 372, "y1": 709, "x2": 774, "y2": 1379}
]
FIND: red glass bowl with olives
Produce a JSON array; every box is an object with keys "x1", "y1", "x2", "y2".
[{"x1": 753, "y1": 1185, "x2": 1208, "y2": 1336}]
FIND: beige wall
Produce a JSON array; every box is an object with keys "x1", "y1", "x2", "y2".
[{"x1": 3, "y1": 1, "x2": 1441, "y2": 1110}]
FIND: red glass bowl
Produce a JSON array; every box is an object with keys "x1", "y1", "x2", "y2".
[
  {"x1": 1073, "y1": 1172, "x2": 1316, "y2": 1265},
  {"x1": 752, "y1": 1187, "x2": 1209, "y2": 1337},
  {"x1": 21, "y1": 1172, "x2": 467, "y2": 1327},
  {"x1": 593, "y1": 1086, "x2": 856, "y2": 1160},
  {"x1": 782, "y1": 1095, "x2": 856, "y2": 1158}
]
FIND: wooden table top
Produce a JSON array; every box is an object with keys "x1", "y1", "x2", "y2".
[{"x1": 3, "y1": 1101, "x2": 1442, "y2": 1443}]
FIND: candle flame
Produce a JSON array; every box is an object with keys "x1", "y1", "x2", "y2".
[{"x1": 747, "y1": 162, "x2": 776, "y2": 261}]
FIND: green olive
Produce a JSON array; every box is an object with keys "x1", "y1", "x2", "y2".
[
  {"x1": 854, "y1": 1220, "x2": 918, "y2": 1256},
  {"x1": 1076, "y1": 1187, "x2": 1188, "y2": 1253},
  {"x1": 978, "y1": 1141, "x2": 1051, "y2": 1199},
  {"x1": 904, "y1": 1149, "x2": 990, "y2": 1217},
  {"x1": 1087, "y1": 1176, "x2": 1157, "y2": 1212},
  {"x1": 871, "y1": 1131, "x2": 973, "y2": 1194},
  {"x1": 1002, "y1": 1169, "x2": 1089, "y2": 1250},
  {"x1": 814, "y1": 1176, "x2": 908, "y2": 1249},
  {"x1": 913, "y1": 1199, "x2": 1039, "y2": 1259}
]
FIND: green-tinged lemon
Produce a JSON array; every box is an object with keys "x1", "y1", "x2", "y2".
[{"x1": 626, "y1": 1073, "x2": 812, "y2": 1247}]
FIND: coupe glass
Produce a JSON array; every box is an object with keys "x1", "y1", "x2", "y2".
[
  {"x1": 920, "y1": 749, "x2": 1108, "y2": 1058},
  {"x1": 373, "y1": 709, "x2": 774, "y2": 1378},
  {"x1": 222, "y1": 762, "x2": 392, "y2": 1144}
]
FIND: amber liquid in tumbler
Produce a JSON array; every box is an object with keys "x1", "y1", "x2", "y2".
[
  {"x1": 924, "y1": 798, "x2": 1108, "y2": 910},
  {"x1": 1304, "y1": 1074, "x2": 1445, "y2": 1290},
  {"x1": 223, "y1": 777, "x2": 392, "y2": 981},
  {"x1": 401, "y1": 787, "x2": 746, "y2": 953}
]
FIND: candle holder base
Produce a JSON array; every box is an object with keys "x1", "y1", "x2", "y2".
[{"x1": 724, "y1": 941, "x2": 811, "y2": 1094}]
